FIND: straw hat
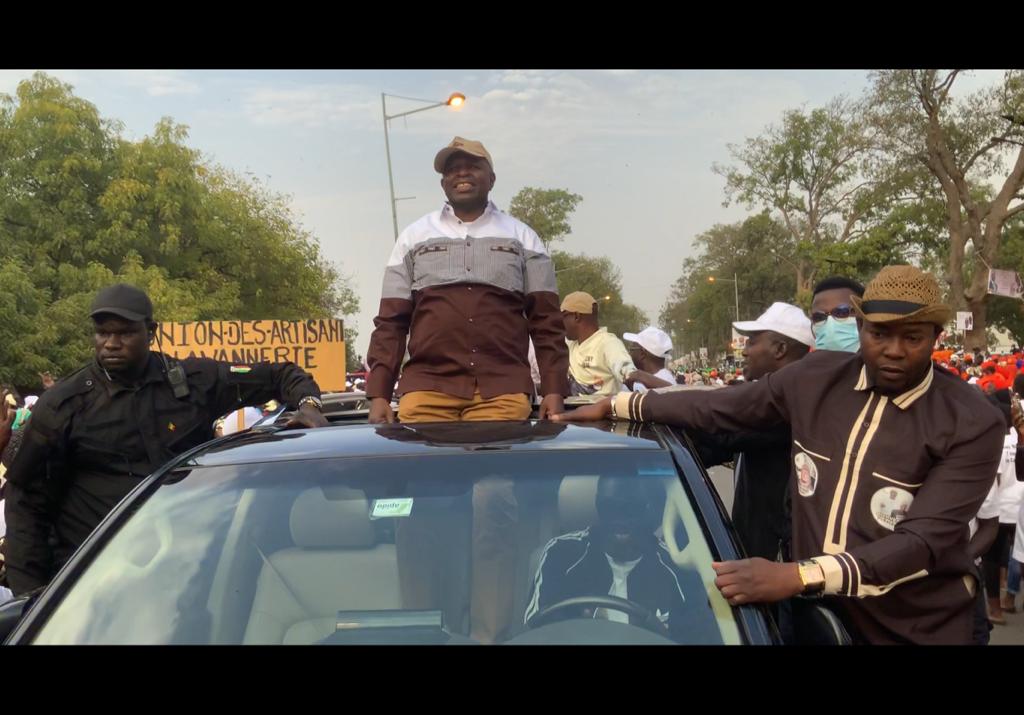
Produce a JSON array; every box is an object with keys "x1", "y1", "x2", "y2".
[{"x1": 851, "y1": 265, "x2": 951, "y2": 326}]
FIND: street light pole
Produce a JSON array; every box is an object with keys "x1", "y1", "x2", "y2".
[
  {"x1": 708, "y1": 273, "x2": 741, "y2": 321},
  {"x1": 381, "y1": 92, "x2": 466, "y2": 241},
  {"x1": 733, "y1": 272, "x2": 739, "y2": 322},
  {"x1": 381, "y1": 93, "x2": 400, "y2": 241}
]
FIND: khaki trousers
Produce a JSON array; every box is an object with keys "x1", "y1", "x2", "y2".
[{"x1": 396, "y1": 390, "x2": 530, "y2": 643}]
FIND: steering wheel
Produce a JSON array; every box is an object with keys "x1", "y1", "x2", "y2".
[{"x1": 528, "y1": 595, "x2": 665, "y2": 633}]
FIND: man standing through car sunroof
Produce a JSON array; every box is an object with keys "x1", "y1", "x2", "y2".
[
  {"x1": 365, "y1": 137, "x2": 568, "y2": 423},
  {"x1": 364, "y1": 137, "x2": 569, "y2": 643}
]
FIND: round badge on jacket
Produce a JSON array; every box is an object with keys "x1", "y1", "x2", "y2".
[
  {"x1": 870, "y1": 487, "x2": 914, "y2": 531},
  {"x1": 794, "y1": 452, "x2": 818, "y2": 497}
]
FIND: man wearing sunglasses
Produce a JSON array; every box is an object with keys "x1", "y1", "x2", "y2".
[{"x1": 810, "y1": 277, "x2": 865, "y2": 353}]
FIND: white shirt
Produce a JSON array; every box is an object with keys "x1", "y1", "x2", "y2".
[
  {"x1": 386, "y1": 200, "x2": 544, "y2": 269},
  {"x1": 221, "y1": 406, "x2": 264, "y2": 436},
  {"x1": 997, "y1": 431, "x2": 1023, "y2": 524},
  {"x1": 632, "y1": 368, "x2": 677, "y2": 393},
  {"x1": 603, "y1": 554, "x2": 642, "y2": 624}
]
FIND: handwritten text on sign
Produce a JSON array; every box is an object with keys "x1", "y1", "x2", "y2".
[{"x1": 155, "y1": 319, "x2": 346, "y2": 391}]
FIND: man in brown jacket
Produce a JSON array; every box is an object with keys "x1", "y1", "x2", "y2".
[
  {"x1": 556, "y1": 266, "x2": 1004, "y2": 644},
  {"x1": 364, "y1": 137, "x2": 569, "y2": 643}
]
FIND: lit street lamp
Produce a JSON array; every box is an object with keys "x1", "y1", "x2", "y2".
[
  {"x1": 708, "y1": 273, "x2": 740, "y2": 321},
  {"x1": 381, "y1": 92, "x2": 466, "y2": 240}
]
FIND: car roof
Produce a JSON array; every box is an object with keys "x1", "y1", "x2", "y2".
[{"x1": 187, "y1": 420, "x2": 670, "y2": 467}]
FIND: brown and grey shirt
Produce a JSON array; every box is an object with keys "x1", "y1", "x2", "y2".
[
  {"x1": 366, "y1": 201, "x2": 568, "y2": 401},
  {"x1": 614, "y1": 350, "x2": 1004, "y2": 644}
]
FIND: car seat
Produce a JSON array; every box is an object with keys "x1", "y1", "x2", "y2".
[{"x1": 243, "y1": 487, "x2": 400, "y2": 644}]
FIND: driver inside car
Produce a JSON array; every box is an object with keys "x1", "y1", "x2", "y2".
[{"x1": 523, "y1": 476, "x2": 702, "y2": 640}]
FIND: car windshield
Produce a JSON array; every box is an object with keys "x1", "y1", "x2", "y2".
[{"x1": 32, "y1": 448, "x2": 740, "y2": 645}]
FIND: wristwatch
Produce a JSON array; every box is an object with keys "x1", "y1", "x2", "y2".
[
  {"x1": 297, "y1": 396, "x2": 323, "y2": 411},
  {"x1": 797, "y1": 560, "x2": 826, "y2": 595}
]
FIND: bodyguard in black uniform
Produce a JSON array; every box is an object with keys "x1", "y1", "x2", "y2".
[{"x1": 2, "y1": 284, "x2": 328, "y2": 595}]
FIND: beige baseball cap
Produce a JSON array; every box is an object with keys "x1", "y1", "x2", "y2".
[
  {"x1": 434, "y1": 137, "x2": 494, "y2": 173},
  {"x1": 560, "y1": 291, "x2": 597, "y2": 314}
]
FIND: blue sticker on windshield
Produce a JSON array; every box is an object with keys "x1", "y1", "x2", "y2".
[{"x1": 637, "y1": 468, "x2": 677, "y2": 477}]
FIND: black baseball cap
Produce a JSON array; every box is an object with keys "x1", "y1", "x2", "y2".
[{"x1": 89, "y1": 284, "x2": 154, "y2": 323}]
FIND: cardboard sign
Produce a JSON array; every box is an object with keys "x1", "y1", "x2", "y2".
[{"x1": 156, "y1": 319, "x2": 346, "y2": 391}]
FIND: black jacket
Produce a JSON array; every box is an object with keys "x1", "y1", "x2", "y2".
[
  {"x1": 523, "y1": 526, "x2": 722, "y2": 643},
  {"x1": 2, "y1": 353, "x2": 320, "y2": 594},
  {"x1": 691, "y1": 424, "x2": 792, "y2": 562}
]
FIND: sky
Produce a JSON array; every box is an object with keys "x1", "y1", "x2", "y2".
[{"x1": 0, "y1": 69, "x2": 1008, "y2": 359}]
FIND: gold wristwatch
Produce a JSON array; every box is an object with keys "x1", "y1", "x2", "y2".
[{"x1": 797, "y1": 560, "x2": 825, "y2": 594}]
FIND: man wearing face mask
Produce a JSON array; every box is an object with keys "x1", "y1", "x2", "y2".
[
  {"x1": 810, "y1": 276, "x2": 865, "y2": 353},
  {"x1": 554, "y1": 266, "x2": 1006, "y2": 644}
]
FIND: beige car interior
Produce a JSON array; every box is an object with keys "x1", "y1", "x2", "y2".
[{"x1": 232, "y1": 475, "x2": 735, "y2": 644}]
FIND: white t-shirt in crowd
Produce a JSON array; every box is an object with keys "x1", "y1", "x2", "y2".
[
  {"x1": 221, "y1": 406, "x2": 264, "y2": 435},
  {"x1": 997, "y1": 431, "x2": 1023, "y2": 523},
  {"x1": 632, "y1": 368, "x2": 677, "y2": 393},
  {"x1": 973, "y1": 431, "x2": 1019, "y2": 539},
  {"x1": 603, "y1": 554, "x2": 642, "y2": 624}
]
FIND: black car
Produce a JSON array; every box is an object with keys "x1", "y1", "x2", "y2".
[{"x1": 1, "y1": 416, "x2": 779, "y2": 645}]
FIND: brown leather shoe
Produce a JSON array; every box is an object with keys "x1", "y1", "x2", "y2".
[
  {"x1": 1001, "y1": 592, "x2": 1018, "y2": 613},
  {"x1": 989, "y1": 597, "x2": 1007, "y2": 624}
]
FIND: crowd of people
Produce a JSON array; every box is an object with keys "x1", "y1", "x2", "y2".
[{"x1": 0, "y1": 134, "x2": 1019, "y2": 646}]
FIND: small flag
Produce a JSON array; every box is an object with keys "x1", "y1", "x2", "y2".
[{"x1": 229, "y1": 366, "x2": 252, "y2": 374}]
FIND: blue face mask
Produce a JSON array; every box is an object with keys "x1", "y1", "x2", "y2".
[{"x1": 814, "y1": 317, "x2": 860, "y2": 352}]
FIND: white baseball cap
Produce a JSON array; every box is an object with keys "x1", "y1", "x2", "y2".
[
  {"x1": 733, "y1": 302, "x2": 814, "y2": 347},
  {"x1": 623, "y1": 326, "x2": 673, "y2": 358}
]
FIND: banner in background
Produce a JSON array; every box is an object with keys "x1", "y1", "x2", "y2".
[
  {"x1": 156, "y1": 319, "x2": 346, "y2": 392},
  {"x1": 955, "y1": 312, "x2": 974, "y2": 331},
  {"x1": 987, "y1": 269, "x2": 1024, "y2": 298}
]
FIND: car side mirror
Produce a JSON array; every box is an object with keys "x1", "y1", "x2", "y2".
[{"x1": 0, "y1": 595, "x2": 31, "y2": 643}]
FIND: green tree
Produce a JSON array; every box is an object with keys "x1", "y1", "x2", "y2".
[
  {"x1": 660, "y1": 214, "x2": 797, "y2": 357},
  {"x1": 713, "y1": 97, "x2": 905, "y2": 302},
  {"x1": 867, "y1": 69, "x2": 1024, "y2": 349},
  {"x1": 508, "y1": 187, "x2": 583, "y2": 246},
  {"x1": 552, "y1": 250, "x2": 648, "y2": 337},
  {"x1": 0, "y1": 72, "x2": 358, "y2": 391}
]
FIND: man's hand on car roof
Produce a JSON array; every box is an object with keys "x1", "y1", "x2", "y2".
[
  {"x1": 550, "y1": 398, "x2": 613, "y2": 423},
  {"x1": 285, "y1": 403, "x2": 329, "y2": 429},
  {"x1": 537, "y1": 393, "x2": 565, "y2": 420},
  {"x1": 368, "y1": 397, "x2": 396, "y2": 424}
]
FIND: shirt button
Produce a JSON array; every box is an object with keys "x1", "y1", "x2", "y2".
[
  {"x1": 466, "y1": 267, "x2": 471, "y2": 271},
  {"x1": 468, "y1": 286, "x2": 473, "y2": 291},
  {"x1": 470, "y1": 362, "x2": 475, "y2": 367},
  {"x1": 472, "y1": 348, "x2": 478, "y2": 353},
  {"x1": 469, "y1": 318, "x2": 474, "y2": 323}
]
